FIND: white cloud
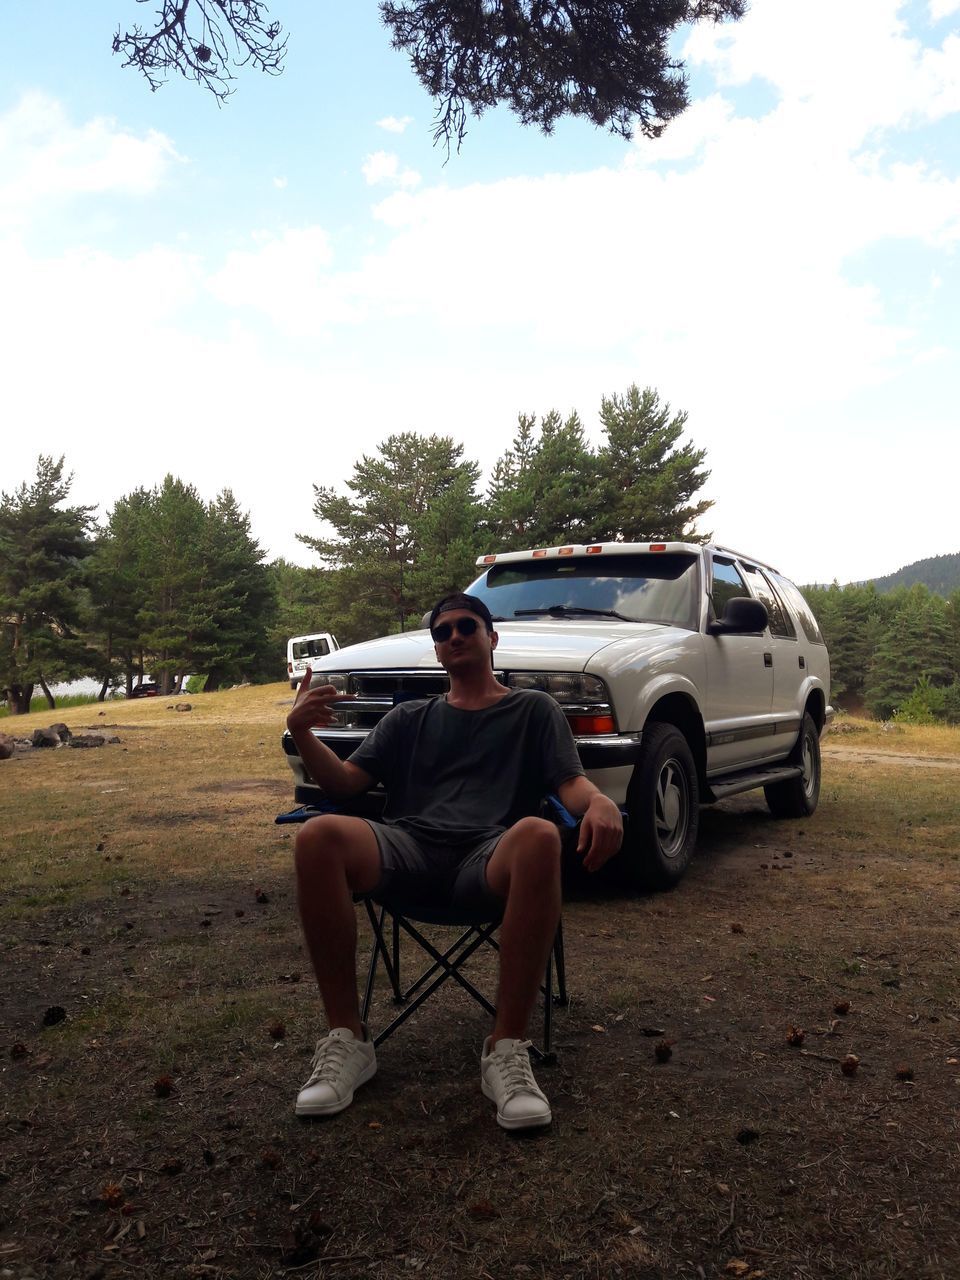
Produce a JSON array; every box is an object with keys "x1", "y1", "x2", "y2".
[
  {"x1": 206, "y1": 226, "x2": 356, "y2": 336},
  {"x1": 631, "y1": 94, "x2": 735, "y2": 162},
  {"x1": 361, "y1": 150, "x2": 421, "y2": 188},
  {"x1": 273, "y1": 175, "x2": 288, "y2": 189},
  {"x1": 377, "y1": 115, "x2": 413, "y2": 134},
  {"x1": 683, "y1": 0, "x2": 960, "y2": 139},
  {"x1": 0, "y1": 92, "x2": 178, "y2": 224},
  {"x1": 929, "y1": 0, "x2": 960, "y2": 18}
]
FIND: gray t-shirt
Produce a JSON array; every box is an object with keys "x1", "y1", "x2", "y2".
[{"x1": 348, "y1": 689, "x2": 584, "y2": 846}]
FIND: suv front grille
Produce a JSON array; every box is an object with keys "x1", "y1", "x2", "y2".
[
  {"x1": 332, "y1": 669, "x2": 452, "y2": 731},
  {"x1": 349, "y1": 671, "x2": 450, "y2": 700}
]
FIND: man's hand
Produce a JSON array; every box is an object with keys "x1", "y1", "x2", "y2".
[
  {"x1": 286, "y1": 668, "x2": 357, "y2": 735},
  {"x1": 576, "y1": 792, "x2": 623, "y2": 873}
]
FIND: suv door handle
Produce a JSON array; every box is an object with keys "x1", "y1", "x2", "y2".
[
  {"x1": 799, "y1": 655, "x2": 806, "y2": 669},
  {"x1": 763, "y1": 652, "x2": 773, "y2": 667}
]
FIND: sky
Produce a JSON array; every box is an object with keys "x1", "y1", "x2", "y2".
[{"x1": 2, "y1": 0, "x2": 958, "y2": 588}]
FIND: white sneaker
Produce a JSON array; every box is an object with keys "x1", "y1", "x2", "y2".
[
  {"x1": 295, "y1": 1027, "x2": 377, "y2": 1117},
  {"x1": 480, "y1": 1037, "x2": 552, "y2": 1130}
]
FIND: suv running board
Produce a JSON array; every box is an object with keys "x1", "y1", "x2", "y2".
[{"x1": 705, "y1": 765, "x2": 802, "y2": 803}]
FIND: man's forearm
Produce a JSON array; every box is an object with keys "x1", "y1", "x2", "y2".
[
  {"x1": 556, "y1": 775, "x2": 605, "y2": 817},
  {"x1": 293, "y1": 729, "x2": 367, "y2": 798}
]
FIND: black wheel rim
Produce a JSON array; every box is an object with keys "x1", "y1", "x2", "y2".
[{"x1": 655, "y1": 757, "x2": 690, "y2": 859}]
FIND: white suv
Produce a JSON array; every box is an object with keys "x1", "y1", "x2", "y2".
[{"x1": 281, "y1": 542, "x2": 832, "y2": 889}]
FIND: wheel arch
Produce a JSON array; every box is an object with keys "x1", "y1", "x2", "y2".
[
  {"x1": 644, "y1": 691, "x2": 707, "y2": 788},
  {"x1": 803, "y1": 686, "x2": 826, "y2": 732}
]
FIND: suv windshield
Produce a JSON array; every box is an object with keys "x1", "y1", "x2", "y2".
[{"x1": 465, "y1": 553, "x2": 700, "y2": 629}]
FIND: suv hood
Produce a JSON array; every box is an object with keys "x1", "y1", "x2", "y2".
[{"x1": 309, "y1": 620, "x2": 678, "y2": 674}]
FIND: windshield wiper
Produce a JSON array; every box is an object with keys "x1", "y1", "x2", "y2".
[{"x1": 513, "y1": 605, "x2": 637, "y2": 622}]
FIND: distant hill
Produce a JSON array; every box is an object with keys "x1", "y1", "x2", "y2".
[{"x1": 867, "y1": 552, "x2": 960, "y2": 597}]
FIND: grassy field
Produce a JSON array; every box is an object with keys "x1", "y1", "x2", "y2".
[{"x1": 1, "y1": 687, "x2": 959, "y2": 1279}]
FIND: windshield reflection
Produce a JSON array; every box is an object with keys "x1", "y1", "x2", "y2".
[{"x1": 465, "y1": 553, "x2": 700, "y2": 630}]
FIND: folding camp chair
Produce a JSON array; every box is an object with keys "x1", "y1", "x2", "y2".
[
  {"x1": 276, "y1": 794, "x2": 574, "y2": 1062},
  {"x1": 358, "y1": 894, "x2": 567, "y2": 1062}
]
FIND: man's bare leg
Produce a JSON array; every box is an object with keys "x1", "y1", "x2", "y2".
[
  {"x1": 294, "y1": 814, "x2": 382, "y2": 1036},
  {"x1": 485, "y1": 816, "x2": 562, "y2": 1043}
]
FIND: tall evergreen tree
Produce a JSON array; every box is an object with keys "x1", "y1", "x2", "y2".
[
  {"x1": 84, "y1": 490, "x2": 153, "y2": 698},
  {"x1": 594, "y1": 385, "x2": 712, "y2": 541},
  {"x1": 0, "y1": 456, "x2": 95, "y2": 713},
  {"x1": 864, "y1": 585, "x2": 954, "y2": 719},
  {"x1": 136, "y1": 476, "x2": 210, "y2": 695},
  {"x1": 485, "y1": 414, "x2": 540, "y2": 549},
  {"x1": 196, "y1": 490, "x2": 276, "y2": 690},
  {"x1": 806, "y1": 581, "x2": 886, "y2": 707},
  {"x1": 299, "y1": 433, "x2": 484, "y2": 635},
  {"x1": 485, "y1": 411, "x2": 599, "y2": 551},
  {"x1": 486, "y1": 384, "x2": 711, "y2": 553}
]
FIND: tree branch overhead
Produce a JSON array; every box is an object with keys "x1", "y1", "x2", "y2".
[{"x1": 111, "y1": 1, "x2": 745, "y2": 145}]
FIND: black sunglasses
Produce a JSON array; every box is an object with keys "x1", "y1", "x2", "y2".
[{"x1": 431, "y1": 617, "x2": 480, "y2": 643}]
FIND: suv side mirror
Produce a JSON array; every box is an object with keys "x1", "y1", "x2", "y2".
[{"x1": 707, "y1": 596, "x2": 768, "y2": 636}]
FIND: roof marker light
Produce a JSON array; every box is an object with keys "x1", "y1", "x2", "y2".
[
  {"x1": 482, "y1": 554, "x2": 497, "y2": 564},
  {"x1": 649, "y1": 543, "x2": 666, "y2": 552},
  {"x1": 586, "y1": 545, "x2": 602, "y2": 554},
  {"x1": 558, "y1": 547, "x2": 574, "y2": 556},
  {"x1": 532, "y1": 549, "x2": 548, "y2": 558}
]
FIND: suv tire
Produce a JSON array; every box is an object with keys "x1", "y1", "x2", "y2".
[
  {"x1": 764, "y1": 712, "x2": 821, "y2": 818},
  {"x1": 624, "y1": 722, "x2": 699, "y2": 890}
]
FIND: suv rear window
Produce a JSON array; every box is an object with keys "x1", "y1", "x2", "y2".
[
  {"x1": 465, "y1": 553, "x2": 700, "y2": 629},
  {"x1": 768, "y1": 573, "x2": 825, "y2": 645},
  {"x1": 741, "y1": 564, "x2": 795, "y2": 638}
]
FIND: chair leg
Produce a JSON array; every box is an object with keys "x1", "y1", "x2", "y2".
[
  {"x1": 553, "y1": 920, "x2": 568, "y2": 1006},
  {"x1": 360, "y1": 901, "x2": 403, "y2": 1027},
  {"x1": 540, "y1": 949, "x2": 556, "y2": 1064},
  {"x1": 392, "y1": 914, "x2": 403, "y2": 1004}
]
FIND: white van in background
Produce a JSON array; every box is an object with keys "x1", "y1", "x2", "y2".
[{"x1": 286, "y1": 632, "x2": 340, "y2": 689}]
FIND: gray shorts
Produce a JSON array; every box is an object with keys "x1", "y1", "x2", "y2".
[{"x1": 362, "y1": 820, "x2": 505, "y2": 915}]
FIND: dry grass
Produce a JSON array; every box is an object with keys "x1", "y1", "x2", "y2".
[
  {"x1": 1, "y1": 687, "x2": 959, "y2": 1279},
  {"x1": 827, "y1": 712, "x2": 960, "y2": 758}
]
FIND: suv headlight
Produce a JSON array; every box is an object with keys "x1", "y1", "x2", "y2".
[
  {"x1": 316, "y1": 672, "x2": 348, "y2": 693},
  {"x1": 502, "y1": 672, "x2": 608, "y2": 703}
]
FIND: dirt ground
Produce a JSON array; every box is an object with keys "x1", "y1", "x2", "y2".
[{"x1": 1, "y1": 692, "x2": 959, "y2": 1280}]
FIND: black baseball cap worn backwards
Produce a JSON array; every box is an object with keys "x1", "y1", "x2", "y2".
[{"x1": 429, "y1": 593, "x2": 495, "y2": 634}]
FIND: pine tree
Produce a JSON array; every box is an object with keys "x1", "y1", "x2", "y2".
[
  {"x1": 299, "y1": 433, "x2": 484, "y2": 635},
  {"x1": 864, "y1": 586, "x2": 953, "y2": 719},
  {"x1": 594, "y1": 385, "x2": 712, "y2": 542},
  {"x1": 806, "y1": 582, "x2": 886, "y2": 707},
  {"x1": 485, "y1": 411, "x2": 600, "y2": 550},
  {"x1": 196, "y1": 490, "x2": 275, "y2": 690},
  {"x1": 0, "y1": 456, "x2": 95, "y2": 713},
  {"x1": 84, "y1": 491, "x2": 153, "y2": 698},
  {"x1": 136, "y1": 477, "x2": 210, "y2": 695}
]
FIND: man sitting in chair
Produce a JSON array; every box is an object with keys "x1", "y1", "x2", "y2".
[{"x1": 287, "y1": 592, "x2": 623, "y2": 1130}]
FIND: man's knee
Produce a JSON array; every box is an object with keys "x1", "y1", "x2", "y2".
[
  {"x1": 294, "y1": 815, "x2": 359, "y2": 873},
  {"x1": 506, "y1": 817, "x2": 562, "y2": 873}
]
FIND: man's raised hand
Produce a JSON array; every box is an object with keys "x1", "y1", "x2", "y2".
[{"x1": 286, "y1": 668, "x2": 356, "y2": 734}]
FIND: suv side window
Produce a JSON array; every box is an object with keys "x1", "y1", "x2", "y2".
[
  {"x1": 711, "y1": 557, "x2": 750, "y2": 617},
  {"x1": 769, "y1": 573, "x2": 825, "y2": 645},
  {"x1": 742, "y1": 565, "x2": 795, "y2": 638}
]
